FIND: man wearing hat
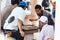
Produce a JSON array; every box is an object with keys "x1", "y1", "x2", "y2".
[
  {"x1": 37, "y1": 16, "x2": 54, "y2": 40},
  {"x1": 3, "y1": 1, "x2": 27, "y2": 40}
]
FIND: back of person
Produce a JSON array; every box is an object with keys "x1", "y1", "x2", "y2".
[
  {"x1": 1, "y1": 5, "x2": 14, "y2": 30},
  {"x1": 42, "y1": 10, "x2": 50, "y2": 17},
  {"x1": 3, "y1": 7, "x2": 25, "y2": 30},
  {"x1": 3, "y1": 6, "x2": 26, "y2": 40}
]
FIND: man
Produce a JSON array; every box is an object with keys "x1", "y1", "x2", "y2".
[
  {"x1": 35, "y1": 5, "x2": 54, "y2": 25},
  {"x1": 37, "y1": 16, "x2": 54, "y2": 40},
  {"x1": 3, "y1": 1, "x2": 27, "y2": 40},
  {"x1": 50, "y1": 0, "x2": 56, "y2": 19},
  {"x1": 1, "y1": 0, "x2": 20, "y2": 30}
]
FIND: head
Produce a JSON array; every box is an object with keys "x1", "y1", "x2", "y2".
[
  {"x1": 35, "y1": 5, "x2": 42, "y2": 14},
  {"x1": 39, "y1": 16, "x2": 48, "y2": 28},
  {"x1": 18, "y1": 1, "x2": 27, "y2": 10},
  {"x1": 11, "y1": 0, "x2": 19, "y2": 7}
]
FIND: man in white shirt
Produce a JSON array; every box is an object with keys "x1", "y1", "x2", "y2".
[
  {"x1": 3, "y1": 1, "x2": 27, "y2": 40},
  {"x1": 37, "y1": 16, "x2": 54, "y2": 40}
]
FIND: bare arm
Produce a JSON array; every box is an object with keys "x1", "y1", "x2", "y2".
[
  {"x1": 18, "y1": 19, "x2": 23, "y2": 31},
  {"x1": 50, "y1": 0, "x2": 54, "y2": 6},
  {"x1": 18, "y1": 19, "x2": 25, "y2": 37}
]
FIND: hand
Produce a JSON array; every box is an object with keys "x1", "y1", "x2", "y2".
[{"x1": 20, "y1": 31, "x2": 25, "y2": 37}]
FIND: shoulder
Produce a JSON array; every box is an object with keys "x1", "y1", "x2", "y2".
[
  {"x1": 14, "y1": 7, "x2": 24, "y2": 11},
  {"x1": 12, "y1": 7, "x2": 24, "y2": 13},
  {"x1": 43, "y1": 25, "x2": 53, "y2": 31},
  {"x1": 43, "y1": 10, "x2": 51, "y2": 15},
  {"x1": 42, "y1": 25, "x2": 53, "y2": 35},
  {"x1": 47, "y1": 25, "x2": 53, "y2": 29},
  {"x1": 45, "y1": 25, "x2": 53, "y2": 32}
]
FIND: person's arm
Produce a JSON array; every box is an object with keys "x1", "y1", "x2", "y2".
[
  {"x1": 18, "y1": 19, "x2": 25, "y2": 37},
  {"x1": 17, "y1": 10, "x2": 26, "y2": 37},
  {"x1": 18, "y1": 19, "x2": 23, "y2": 31},
  {"x1": 50, "y1": 0, "x2": 55, "y2": 7}
]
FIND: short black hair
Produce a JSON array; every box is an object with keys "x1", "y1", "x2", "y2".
[
  {"x1": 11, "y1": 0, "x2": 19, "y2": 5},
  {"x1": 35, "y1": 5, "x2": 42, "y2": 10}
]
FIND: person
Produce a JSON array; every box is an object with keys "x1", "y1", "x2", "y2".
[
  {"x1": 3, "y1": 1, "x2": 27, "y2": 40},
  {"x1": 50, "y1": 0, "x2": 55, "y2": 31},
  {"x1": 35, "y1": 4, "x2": 54, "y2": 25},
  {"x1": 50, "y1": 0, "x2": 56, "y2": 18},
  {"x1": 37, "y1": 16, "x2": 54, "y2": 40},
  {"x1": 1, "y1": 0, "x2": 20, "y2": 30}
]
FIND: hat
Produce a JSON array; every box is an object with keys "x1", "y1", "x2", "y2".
[
  {"x1": 19, "y1": 1, "x2": 28, "y2": 7},
  {"x1": 39, "y1": 16, "x2": 48, "y2": 23}
]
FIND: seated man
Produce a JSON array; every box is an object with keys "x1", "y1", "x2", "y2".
[{"x1": 37, "y1": 16, "x2": 54, "y2": 40}]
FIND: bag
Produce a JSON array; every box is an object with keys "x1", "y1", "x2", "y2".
[{"x1": 42, "y1": 0, "x2": 50, "y2": 7}]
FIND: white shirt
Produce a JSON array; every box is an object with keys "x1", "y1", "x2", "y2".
[
  {"x1": 3, "y1": 7, "x2": 26, "y2": 30},
  {"x1": 37, "y1": 24, "x2": 54, "y2": 40}
]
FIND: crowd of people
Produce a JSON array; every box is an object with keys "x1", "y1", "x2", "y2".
[{"x1": 1, "y1": 0, "x2": 55, "y2": 40}]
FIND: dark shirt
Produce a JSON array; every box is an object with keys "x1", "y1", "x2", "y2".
[{"x1": 37, "y1": 10, "x2": 54, "y2": 25}]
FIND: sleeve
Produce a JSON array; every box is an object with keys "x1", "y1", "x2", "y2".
[
  {"x1": 44, "y1": 26, "x2": 54, "y2": 40},
  {"x1": 18, "y1": 11, "x2": 26, "y2": 22}
]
